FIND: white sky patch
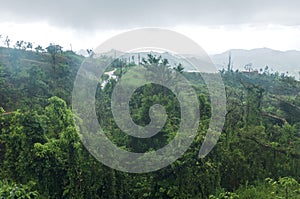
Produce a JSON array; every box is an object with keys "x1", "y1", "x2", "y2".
[
  {"x1": 0, "y1": 22, "x2": 121, "y2": 52},
  {"x1": 173, "y1": 24, "x2": 300, "y2": 54},
  {"x1": 1, "y1": 22, "x2": 300, "y2": 55}
]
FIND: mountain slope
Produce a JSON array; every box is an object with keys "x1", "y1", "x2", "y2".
[{"x1": 211, "y1": 48, "x2": 300, "y2": 78}]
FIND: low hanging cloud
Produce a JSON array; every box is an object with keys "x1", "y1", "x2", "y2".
[{"x1": 1, "y1": 0, "x2": 300, "y2": 30}]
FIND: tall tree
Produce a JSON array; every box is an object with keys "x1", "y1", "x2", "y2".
[
  {"x1": 46, "y1": 44, "x2": 63, "y2": 70},
  {"x1": 4, "y1": 36, "x2": 10, "y2": 48}
]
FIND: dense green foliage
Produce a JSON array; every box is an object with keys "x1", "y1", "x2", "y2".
[{"x1": 0, "y1": 46, "x2": 300, "y2": 198}]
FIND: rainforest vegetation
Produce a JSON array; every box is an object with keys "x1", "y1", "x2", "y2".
[{"x1": 0, "y1": 42, "x2": 300, "y2": 198}]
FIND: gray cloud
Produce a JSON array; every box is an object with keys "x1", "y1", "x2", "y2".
[{"x1": 1, "y1": 0, "x2": 300, "y2": 30}]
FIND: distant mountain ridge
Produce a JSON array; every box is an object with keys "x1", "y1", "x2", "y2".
[
  {"x1": 77, "y1": 47, "x2": 300, "y2": 79},
  {"x1": 211, "y1": 48, "x2": 300, "y2": 78}
]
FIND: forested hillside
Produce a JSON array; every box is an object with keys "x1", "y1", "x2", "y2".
[{"x1": 0, "y1": 46, "x2": 300, "y2": 198}]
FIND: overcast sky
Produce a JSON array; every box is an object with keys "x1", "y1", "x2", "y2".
[{"x1": 1, "y1": 0, "x2": 300, "y2": 54}]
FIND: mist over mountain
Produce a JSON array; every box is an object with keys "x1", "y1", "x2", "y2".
[
  {"x1": 211, "y1": 48, "x2": 300, "y2": 78},
  {"x1": 90, "y1": 48, "x2": 300, "y2": 79},
  {"x1": 95, "y1": 49, "x2": 201, "y2": 71}
]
